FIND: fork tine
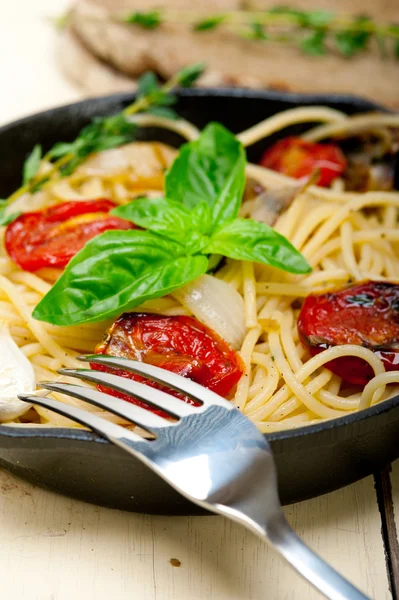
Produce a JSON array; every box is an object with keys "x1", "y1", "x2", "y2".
[
  {"x1": 79, "y1": 355, "x2": 230, "y2": 408},
  {"x1": 38, "y1": 382, "x2": 174, "y2": 431},
  {"x1": 18, "y1": 393, "x2": 145, "y2": 444},
  {"x1": 57, "y1": 368, "x2": 200, "y2": 418}
]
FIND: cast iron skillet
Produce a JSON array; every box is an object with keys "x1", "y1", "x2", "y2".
[{"x1": 0, "y1": 89, "x2": 398, "y2": 514}]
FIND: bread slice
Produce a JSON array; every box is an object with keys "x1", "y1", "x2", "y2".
[
  {"x1": 65, "y1": 0, "x2": 399, "y2": 107},
  {"x1": 58, "y1": 25, "x2": 136, "y2": 96}
]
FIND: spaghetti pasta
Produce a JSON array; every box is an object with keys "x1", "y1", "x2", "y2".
[{"x1": 1, "y1": 106, "x2": 399, "y2": 431}]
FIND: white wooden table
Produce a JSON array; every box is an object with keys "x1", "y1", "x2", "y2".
[{"x1": 0, "y1": 2, "x2": 398, "y2": 598}]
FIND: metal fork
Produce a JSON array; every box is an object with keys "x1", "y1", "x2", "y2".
[{"x1": 19, "y1": 354, "x2": 368, "y2": 600}]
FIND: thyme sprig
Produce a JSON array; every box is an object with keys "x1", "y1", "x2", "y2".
[
  {"x1": 121, "y1": 7, "x2": 399, "y2": 59},
  {"x1": 3, "y1": 63, "x2": 205, "y2": 216}
]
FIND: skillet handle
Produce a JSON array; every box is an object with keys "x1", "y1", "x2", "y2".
[{"x1": 263, "y1": 513, "x2": 370, "y2": 600}]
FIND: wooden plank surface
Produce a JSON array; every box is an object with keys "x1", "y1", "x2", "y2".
[
  {"x1": 385, "y1": 462, "x2": 399, "y2": 597},
  {"x1": 0, "y1": 467, "x2": 391, "y2": 600}
]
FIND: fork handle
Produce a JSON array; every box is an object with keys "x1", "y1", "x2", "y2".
[{"x1": 264, "y1": 514, "x2": 369, "y2": 600}]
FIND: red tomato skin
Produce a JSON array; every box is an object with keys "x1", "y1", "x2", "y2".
[
  {"x1": 259, "y1": 137, "x2": 347, "y2": 187},
  {"x1": 297, "y1": 281, "x2": 399, "y2": 385},
  {"x1": 92, "y1": 313, "x2": 244, "y2": 416},
  {"x1": 5, "y1": 199, "x2": 134, "y2": 271}
]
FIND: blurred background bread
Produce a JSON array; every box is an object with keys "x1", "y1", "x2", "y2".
[{"x1": 59, "y1": 0, "x2": 399, "y2": 106}]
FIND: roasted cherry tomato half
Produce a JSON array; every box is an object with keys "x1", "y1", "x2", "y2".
[
  {"x1": 297, "y1": 281, "x2": 399, "y2": 385},
  {"x1": 259, "y1": 137, "x2": 347, "y2": 187},
  {"x1": 93, "y1": 313, "x2": 244, "y2": 415},
  {"x1": 5, "y1": 199, "x2": 135, "y2": 271}
]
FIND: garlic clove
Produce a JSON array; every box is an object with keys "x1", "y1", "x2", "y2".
[
  {"x1": 0, "y1": 320, "x2": 36, "y2": 422},
  {"x1": 174, "y1": 274, "x2": 246, "y2": 350}
]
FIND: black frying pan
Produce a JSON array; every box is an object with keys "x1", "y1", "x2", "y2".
[{"x1": 0, "y1": 89, "x2": 398, "y2": 514}]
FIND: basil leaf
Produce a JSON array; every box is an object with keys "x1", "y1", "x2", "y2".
[
  {"x1": 112, "y1": 198, "x2": 212, "y2": 249},
  {"x1": 165, "y1": 123, "x2": 246, "y2": 228},
  {"x1": 33, "y1": 230, "x2": 208, "y2": 326},
  {"x1": 22, "y1": 144, "x2": 42, "y2": 185},
  {"x1": 189, "y1": 202, "x2": 213, "y2": 234},
  {"x1": 113, "y1": 198, "x2": 191, "y2": 241},
  {"x1": 205, "y1": 218, "x2": 311, "y2": 274}
]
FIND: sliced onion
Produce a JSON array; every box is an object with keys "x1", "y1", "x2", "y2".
[
  {"x1": 174, "y1": 274, "x2": 246, "y2": 349},
  {"x1": 75, "y1": 141, "x2": 177, "y2": 177},
  {"x1": 0, "y1": 320, "x2": 35, "y2": 421}
]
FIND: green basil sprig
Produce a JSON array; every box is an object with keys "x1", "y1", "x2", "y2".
[
  {"x1": 33, "y1": 123, "x2": 310, "y2": 327},
  {"x1": 165, "y1": 122, "x2": 246, "y2": 227},
  {"x1": 33, "y1": 231, "x2": 208, "y2": 326}
]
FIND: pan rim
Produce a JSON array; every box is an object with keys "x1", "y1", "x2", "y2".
[
  {"x1": 0, "y1": 86, "x2": 384, "y2": 137},
  {"x1": 1, "y1": 388, "x2": 398, "y2": 444}
]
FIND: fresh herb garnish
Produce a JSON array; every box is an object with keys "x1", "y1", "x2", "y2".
[
  {"x1": 34, "y1": 230, "x2": 209, "y2": 326},
  {"x1": 194, "y1": 16, "x2": 226, "y2": 32},
  {"x1": 3, "y1": 64, "x2": 205, "y2": 213},
  {"x1": 47, "y1": 114, "x2": 137, "y2": 176},
  {"x1": 299, "y1": 10, "x2": 333, "y2": 28},
  {"x1": 22, "y1": 144, "x2": 42, "y2": 185},
  {"x1": 300, "y1": 30, "x2": 327, "y2": 55},
  {"x1": 0, "y1": 200, "x2": 20, "y2": 226},
  {"x1": 203, "y1": 217, "x2": 310, "y2": 273},
  {"x1": 346, "y1": 293, "x2": 375, "y2": 307},
  {"x1": 174, "y1": 63, "x2": 207, "y2": 88},
  {"x1": 105, "y1": 7, "x2": 399, "y2": 59},
  {"x1": 165, "y1": 122, "x2": 246, "y2": 227},
  {"x1": 245, "y1": 22, "x2": 269, "y2": 41},
  {"x1": 266, "y1": 6, "x2": 332, "y2": 28},
  {"x1": 124, "y1": 10, "x2": 162, "y2": 29},
  {"x1": 134, "y1": 72, "x2": 177, "y2": 117},
  {"x1": 33, "y1": 124, "x2": 311, "y2": 327},
  {"x1": 114, "y1": 197, "x2": 212, "y2": 249},
  {"x1": 0, "y1": 211, "x2": 21, "y2": 226},
  {"x1": 334, "y1": 17, "x2": 372, "y2": 57}
]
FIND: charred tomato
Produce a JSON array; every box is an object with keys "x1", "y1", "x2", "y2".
[
  {"x1": 259, "y1": 137, "x2": 346, "y2": 187},
  {"x1": 93, "y1": 313, "x2": 244, "y2": 415},
  {"x1": 297, "y1": 281, "x2": 399, "y2": 385},
  {"x1": 5, "y1": 199, "x2": 135, "y2": 271}
]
